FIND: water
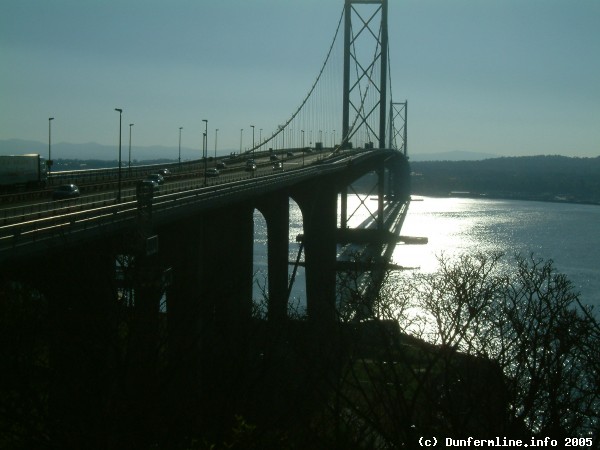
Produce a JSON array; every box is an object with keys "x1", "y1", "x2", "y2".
[
  {"x1": 253, "y1": 195, "x2": 600, "y2": 311},
  {"x1": 393, "y1": 196, "x2": 600, "y2": 309}
]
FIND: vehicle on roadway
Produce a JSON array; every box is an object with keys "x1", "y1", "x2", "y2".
[
  {"x1": 273, "y1": 162, "x2": 283, "y2": 171},
  {"x1": 206, "y1": 168, "x2": 220, "y2": 177},
  {"x1": 216, "y1": 162, "x2": 227, "y2": 170},
  {"x1": 245, "y1": 163, "x2": 257, "y2": 172},
  {"x1": 52, "y1": 184, "x2": 80, "y2": 200},
  {"x1": 1, "y1": 154, "x2": 48, "y2": 191},
  {"x1": 145, "y1": 173, "x2": 164, "y2": 185},
  {"x1": 157, "y1": 168, "x2": 171, "y2": 177}
]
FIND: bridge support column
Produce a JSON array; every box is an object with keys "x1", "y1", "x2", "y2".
[
  {"x1": 124, "y1": 249, "x2": 165, "y2": 445},
  {"x1": 378, "y1": 164, "x2": 385, "y2": 229},
  {"x1": 162, "y1": 204, "x2": 254, "y2": 431},
  {"x1": 258, "y1": 193, "x2": 290, "y2": 324},
  {"x1": 296, "y1": 182, "x2": 338, "y2": 324},
  {"x1": 340, "y1": 188, "x2": 348, "y2": 229},
  {"x1": 205, "y1": 205, "x2": 254, "y2": 330},
  {"x1": 161, "y1": 220, "x2": 204, "y2": 433},
  {"x1": 164, "y1": 205, "x2": 254, "y2": 344},
  {"x1": 40, "y1": 241, "x2": 117, "y2": 448}
]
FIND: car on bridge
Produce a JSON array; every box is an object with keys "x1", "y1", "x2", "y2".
[
  {"x1": 206, "y1": 168, "x2": 220, "y2": 177},
  {"x1": 216, "y1": 161, "x2": 227, "y2": 170},
  {"x1": 273, "y1": 162, "x2": 283, "y2": 171},
  {"x1": 137, "y1": 179, "x2": 159, "y2": 195},
  {"x1": 157, "y1": 168, "x2": 171, "y2": 177},
  {"x1": 52, "y1": 184, "x2": 80, "y2": 200},
  {"x1": 245, "y1": 160, "x2": 257, "y2": 171},
  {"x1": 145, "y1": 173, "x2": 164, "y2": 185}
]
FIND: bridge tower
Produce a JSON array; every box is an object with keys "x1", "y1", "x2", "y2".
[
  {"x1": 342, "y1": 0, "x2": 388, "y2": 149},
  {"x1": 389, "y1": 100, "x2": 408, "y2": 155}
]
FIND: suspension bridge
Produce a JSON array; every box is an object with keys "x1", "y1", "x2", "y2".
[
  {"x1": 1, "y1": 0, "x2": 413, "y2": 318},
  {"x1": 0, "y1": 1, "x2": 424, "y2": 444}
]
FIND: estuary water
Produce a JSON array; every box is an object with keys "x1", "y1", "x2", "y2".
[
  {"x1": 253, "y1": 196, "x2": 600, "y2": 312},
  {"x1": 393, "y1": 196, "x2": 600, "y2": 310}
]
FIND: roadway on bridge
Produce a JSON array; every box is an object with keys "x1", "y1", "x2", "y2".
[{"x1": 0, "y1": 150, "x2": 328, "y2": 226}]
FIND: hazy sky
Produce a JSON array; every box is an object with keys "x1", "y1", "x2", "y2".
[{"x1": 1, "y1": 0, "x2": 599, "y2": 158}]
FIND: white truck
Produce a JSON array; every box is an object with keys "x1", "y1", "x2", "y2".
[{"x1": 0, "y1": 154, "x2": 48, "y2": 190}]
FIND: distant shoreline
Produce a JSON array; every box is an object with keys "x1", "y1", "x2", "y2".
[{"x1": 411, "y1": 191, "x2": 600, "y2": 207}]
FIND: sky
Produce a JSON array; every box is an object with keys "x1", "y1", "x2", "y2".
[{"x1": 1, "y1": 0, "x2": 599, "y2": 159}]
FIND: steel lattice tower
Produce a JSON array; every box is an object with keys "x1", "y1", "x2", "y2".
[
  {"x1": 342, "y1": 0, "x2": 388, "y2": 149},
  {"x1": 389, "y1": 100, "x2": 408, "y2": 155}
]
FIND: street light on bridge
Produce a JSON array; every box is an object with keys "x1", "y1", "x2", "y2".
[
  {"x1": 128, "y1": 123, "x2": 134, "y2": 172},
  {"x1": 48, "y1": 117, "x2": 54, "y2": 174},
  {"x1": 240, "y1": 128, "x2": 243, "y2": 154},
  {"x1": 115, "y1": 108, "x2": 123, "y2": 202},
  {"x1": 178, "y1": 127, "x2": 183, "y2": 168},
  {"x1": 301, "y1": 130, "x2": 305, "y2": 167},
  {"x1": 250, "y1": 125, "x2": 255, "y2": 177},
  {"x1": 202, "y1": 119, "x2": 208, "y2": 185},
  {"x1": 214, "y1": 128, "x2": 219, "y2": 159}
]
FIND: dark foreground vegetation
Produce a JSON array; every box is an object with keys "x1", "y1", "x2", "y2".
[
  {"x1": 411, "y1": 155, "x2": 600, "y2": 204},
  {"x1": 1, "y1": 253, "x2": 599, "y2": 449}
]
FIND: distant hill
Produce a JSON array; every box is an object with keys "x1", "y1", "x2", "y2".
[
  {"x1": 0, "y1": 139, "x2": 47, "y2": 156},
  {"x1": 411, "y1": 155, "x2": 600, "y2": 204},
  {"x1": 409, "y1": 150, "x2": 499, "y2": 161},
  {"x1": 0, "y1": 139, "x2": 205, "y2": 162}
]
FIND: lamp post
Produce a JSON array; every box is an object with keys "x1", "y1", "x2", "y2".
[
  {"x1": 202, "y1": 119, "x2": 208, "y2": 185},
  {"x1": 178, "y1": 127, "x2": 183, "y2": 168},
  {"x1": 48, "y1": 117, "x2": 54, "y2": 174},
  {"x1": 240, "y1": 128, "x2": 243, "y2": 153},
  {"x1": 115, "y1": 108, "x2": 123, "y2": 202},
  {"x1": 259, "y1": 128, "x2": 262, "y2": 151},
  {"x1": 301, "y1": 130, "x2": 305, "y2": 166},
  {"x1": 128, "y1": 123, "x2": 134, "y2": 172},
  {"x1": 214, "y1": 128, "x2": 219, "y2": 159},
  {"x1": 250, "y1": 125, "x2": 255, "y2": 177}
]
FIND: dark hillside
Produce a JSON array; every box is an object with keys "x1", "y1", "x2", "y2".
[{"x1": 410, "y1": 155, "x2": 600, "y2": 204}]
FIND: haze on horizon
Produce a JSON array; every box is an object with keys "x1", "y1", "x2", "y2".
[{"x1": 1, "y1": 0, "x2": 599, "y2": 159}]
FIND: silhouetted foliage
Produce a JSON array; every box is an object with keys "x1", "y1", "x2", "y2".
[
  {"x1": 324, "y1": 252, "x2": 600, "y2": 448},
  {"x1": 0, "y1": 282, "x2": 50, "y2": 449},
  {"x1": 1, "y1": 252, "x2": 598, "y2": 449}
]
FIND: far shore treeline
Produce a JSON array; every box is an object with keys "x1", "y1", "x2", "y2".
[{"x1": 410, "y1": 155, "x2": 600, "y2": 204}]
